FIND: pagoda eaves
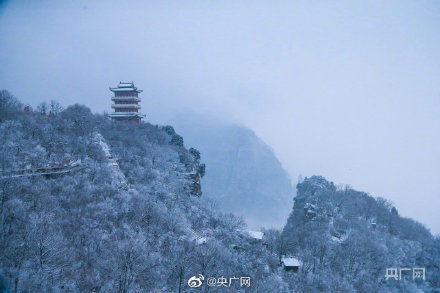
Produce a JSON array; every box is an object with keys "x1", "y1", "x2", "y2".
[{"x1": 107, "y1": 81, "x2": 145, "y2": 123}]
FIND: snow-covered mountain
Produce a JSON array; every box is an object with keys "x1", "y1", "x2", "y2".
[
  {"x1": 280, "y1": 176, "x2": 440, "y2": 292},
  {"x1": 1, "y1": 91, "x2": 438, "y2": 292},
  {"x1": 0, "y1": 91, "x2": 289, "y2": 292},
  {"x1": 172, "y1": 114, "x2": 294, "y2": 229}
]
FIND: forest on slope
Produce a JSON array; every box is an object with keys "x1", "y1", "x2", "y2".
[
  {"x1": 1, "y1": 90, "x2": 439, "y2": 292},
  {"x1": 0, "y1": 90, "x2": 288, "y2": 292},
  {"x1": 280, "y1": 176, "x2": 440, "y2": 292}
]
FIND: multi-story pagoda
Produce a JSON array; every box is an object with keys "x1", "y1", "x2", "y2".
[{"x1": 108, "y1": 82, "x2": 145, "y2": 123}]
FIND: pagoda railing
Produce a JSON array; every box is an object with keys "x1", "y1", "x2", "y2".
[
  {"x1": 111, "y1": 104, "x2": 141, "y2": 109},
  {"x1": 111, "y1": 96, "x2": 140, "y2": 101}
]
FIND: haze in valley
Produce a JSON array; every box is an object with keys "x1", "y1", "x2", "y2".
[{"x1": 1, "y1": 0, "x2": 439, "y2": 233}]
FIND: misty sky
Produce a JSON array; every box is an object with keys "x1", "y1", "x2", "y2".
[{"x1": 1, "y1": 1, "x2": 439, "y2": 234}]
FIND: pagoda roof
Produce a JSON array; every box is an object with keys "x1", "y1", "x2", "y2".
[{"x1": 109, "y1": 81, "x2": 143, "y2": 93}]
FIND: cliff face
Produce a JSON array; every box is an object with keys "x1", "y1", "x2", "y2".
[
  {"x1": 0, "y1": 93, "x2": 288, "y2": 292},
  {"x1": 172, "y1": 114, "x2": 294, "y2": 229},
  {"x1": 280, "y1": 176, "x2": 440, "y2": 292}
]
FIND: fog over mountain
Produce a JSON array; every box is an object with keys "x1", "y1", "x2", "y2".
[
  {"x1": 172, "y1": 114, "x2": 294, "y2": 229},
  {"x1": 2, "y1": 1, "x2": 440, "y2": 292},
  {"x1": 1, "y1": 92, "x2": 438, "y2": 291},
  {"x1": 1, "y1": 1, "x2": 439, "y2": 234},
  {"x1": 0, "y1": 92, "x2": 289, "y2": 292}
]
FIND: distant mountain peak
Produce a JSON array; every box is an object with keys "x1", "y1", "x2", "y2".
[{"x1": 170, "y1": 113, "x2": 294, "y2": 229}]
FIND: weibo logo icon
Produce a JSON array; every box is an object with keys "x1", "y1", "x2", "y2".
[{"x1": 188, "y1": 274, "x2": 204, "y2": 288}]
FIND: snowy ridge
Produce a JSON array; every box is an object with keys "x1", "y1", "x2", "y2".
[
  {"x1": 0, "y1": 100, "x2": 291, "y2": 292},
  {"x1": 93, "y1": 132, "x2": 129, "y2": 190},
  {"x1": 93, "y1": 131, "x2": 202, "y2": 245}
]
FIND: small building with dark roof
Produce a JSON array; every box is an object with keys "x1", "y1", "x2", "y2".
[{"x1": 281, "y1": 256, "x2": 301, "y2": 272}]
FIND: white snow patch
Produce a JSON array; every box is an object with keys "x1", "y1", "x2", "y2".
[
  {"x1": 281, "y1": 256, "x2": 300, "y2": 267},
  {"x1": 94, "y1": 132, "x2": 129, "y2": 189},
  {"x1": 248, "y1": 231, "x2": 264, "y2": 240}
]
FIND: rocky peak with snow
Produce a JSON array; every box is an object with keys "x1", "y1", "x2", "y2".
[{"x1": 280, "y1": 176, "x2": 440, "y2": 292}]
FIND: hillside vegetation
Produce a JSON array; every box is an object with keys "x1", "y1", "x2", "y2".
[
  {"x1": 281, "y1": 176, "x2": 440, "y2": 292},
  {"x1": 0, "y1": 90, "x2": 287, "y2": 292},
  {"x1": 1, "y1": 90, "x2": 438, "y2": 292}
]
